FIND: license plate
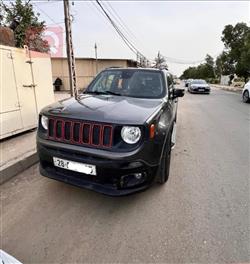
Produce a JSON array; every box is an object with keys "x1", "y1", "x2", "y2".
[
  {"x1": 53, "y1": 157, "x2": 96, "y2": 175},
  {"x1": 199, "y1": 89, "x2": 205, "y2": 91}
]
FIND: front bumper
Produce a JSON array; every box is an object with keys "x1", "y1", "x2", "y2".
[
  {"x1": 190, "y1": 87, "x2": 210, "y2": 93},
  {"x1": 37, "y1": 138, "x2": 159, "y2": 196}
]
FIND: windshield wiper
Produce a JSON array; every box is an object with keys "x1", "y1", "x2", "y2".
[
  {"x1": 83, "y1": 91, "x2": 103, "y2": 95},
  {"x1": 84, "y1": 91, "x2": 121, "y2": 96},
  {"x1": 103, "y1": 91, "x2": 121, "y2": 96}
]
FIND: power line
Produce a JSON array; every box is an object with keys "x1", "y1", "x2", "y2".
[
  {"x1": 103, "y1": 1, "x2": 151, "y2": 58},
  {"x1": 89, "y1": 1, "x2": 152, "y2": 63},
  {"x1": 104, "y1": 1, "x2": 139, "y2": 44},
  {"x1": 32, "y1": 0, "x2": 58, "y2": 5},
  {"x1": 163, "y1": 56, "x2": 204, "y2": 65},
  {"x1": 89, "y1": 1, "x2": 113, "y2": 26},
  {"x1": 94, "y1": 0, "x2": 150, "y2": 64},
  {"x1": 33, "y1": 2, "x2": 63, "y2": 26},
  {"x1": 162, "y1": 52, "x2": 221, "y2": 65},
  {"x1": 95, "y1": 0, "x2": 138, "y2": 56}
]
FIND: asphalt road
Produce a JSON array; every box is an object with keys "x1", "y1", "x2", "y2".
[{"x1": 1, "y1": 87, "x2": 250, "y2": 263}]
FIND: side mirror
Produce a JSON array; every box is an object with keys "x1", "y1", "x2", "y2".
[{"x1": 173, "y1": 88, "x2": 185, "y2": 99}]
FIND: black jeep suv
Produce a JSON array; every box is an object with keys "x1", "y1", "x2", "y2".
[{"x1": 37, "y1": 68, "x2": 184, "y2": 195}]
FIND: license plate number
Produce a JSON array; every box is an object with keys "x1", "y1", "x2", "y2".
[
  {"x1": 199, "y1": 89, "x2": 205, "y2": 91},
  {"x1": 53, "y1": 157, "x2": 96, "y2": 175}
]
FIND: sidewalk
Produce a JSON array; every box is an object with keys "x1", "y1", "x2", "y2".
[
  {"x1": 0, "y1": 92, "x2": 71, "y2": 184},
  {"x1": 210, "y1": 84, "x2": 243, "y2": 93}
]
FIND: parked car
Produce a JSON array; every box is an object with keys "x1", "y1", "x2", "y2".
[
  {"x1": 242, "y1": 80, "x2": 250, "y2": 103},
  {"x1": 37, "y1": 68, "x2": 185, "y2": 196},
  {"x1": 188, "y1": 79, "x2": 210, "y2": 94},
  {"x1": 0, "y1": 250, "x2": 22, "y2": 264}
]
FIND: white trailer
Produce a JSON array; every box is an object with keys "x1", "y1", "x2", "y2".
[{"x1": 0, "y1": 45, "x2": 55, "y2": 140}]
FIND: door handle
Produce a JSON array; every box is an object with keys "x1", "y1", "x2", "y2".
[
  {"x1": 15, "y1": 102, "x2": 21, "y2": 108},
  {"x1": 23, "y1": 84, "x2": 36, "y2": 88}
]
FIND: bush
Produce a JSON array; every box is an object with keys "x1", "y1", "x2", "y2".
[{"x1": 207, "y1": 78, "x2": 220, "y2": 84}]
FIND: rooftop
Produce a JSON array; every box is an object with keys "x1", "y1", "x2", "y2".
[{"x1": 51, "y1": 57, "x2": 137, "y2": 62}]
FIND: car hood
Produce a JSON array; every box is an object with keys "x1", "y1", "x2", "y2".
[
  {"x1": 191, "y1": 84, "x2": 209, "y2": 87},
  {"x1": 41, "y1": 94, "x2": 164, "y2": 125}
]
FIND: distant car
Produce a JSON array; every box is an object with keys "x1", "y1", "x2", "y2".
[
  {"x1": 188, "y1": 79, "x2": 210, "y2": 94},
  {"x1": 242, "y1": 80, "x2": 250, "y2": 103},
  {"x1": 185, "y1": 79, "x2": 193, "y2": 87}
]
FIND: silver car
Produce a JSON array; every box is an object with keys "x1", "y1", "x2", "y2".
[{"x1": 188, "y1": 79, "x2": 210, "y2": 94}]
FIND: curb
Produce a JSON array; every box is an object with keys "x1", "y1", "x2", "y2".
[
  {"x1": 0, "y1": 152, "x2": 38, "y2": 185},
  {"x1": 211, "y1": 85, "x2": 243, "y2": 93}
]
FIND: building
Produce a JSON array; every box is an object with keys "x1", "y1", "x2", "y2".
[{"x1": 51, "y1": 57, "x2": 137, "y2": 91}]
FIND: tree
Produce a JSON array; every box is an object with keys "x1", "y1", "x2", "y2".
[
  {"x1": 154, "y1": 52, "x2": 168, "y2": 69},
  {"x1": 221, "y1": 22, "x2": 250, "y2": 81},
  {"x1": 222, "y1": 22, "x2": 249, "y2": 60},
  {"x1": 180, "y1": 54, "x2": 215, "y2": 80},
  {"x1": 180, "y1": 66, "x2": 197, "y2": 79},
  {"x1": 215, "y1": 51, "x2": 235, "y2": 76},
  {"x1": 0, "y1": 0, "x2": 49, "y2": 52},
  {"x1": 235, "y1": 36, "x2": 250, "y2": 82},
  {"x1": 204, "y1": 54, "x2": 215, "y2": 78}
]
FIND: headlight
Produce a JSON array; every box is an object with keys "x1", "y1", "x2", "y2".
[
  {"x1": 41, "y1": 115, "x2": 48, "y2": 130},
  {"x1": 121, "y1": 126, "x2": 141, "y2": 144}
]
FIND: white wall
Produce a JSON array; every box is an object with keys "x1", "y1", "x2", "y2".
[{"x1": 0, "y1": 45, "x2": 54, "y2": 139}]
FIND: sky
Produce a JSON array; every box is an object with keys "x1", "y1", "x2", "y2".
[{"x1": 32, "y1": 0, "x2": 250, "y2": 76}]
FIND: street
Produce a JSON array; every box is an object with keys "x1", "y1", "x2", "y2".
[{"x1": 1, "y1": 87, "x2": 249, "y2": 263}]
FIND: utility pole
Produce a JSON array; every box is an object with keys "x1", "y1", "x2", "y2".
[
  {"x1": 63, "y1": 0, "x2": 78, "y2": 98},
  {"x1": 136, "y1": 51, "x2": 139, "y2": 67},
  {"x1": 157, "y1": 51, "x2": 160, "y2": 68},
  {"x1": 94, "y1": 43, "x2": 98, "y2": 75}
]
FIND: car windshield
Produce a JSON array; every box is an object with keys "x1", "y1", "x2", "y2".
[
  {"x1": 191, "y1": 80, "x2": 207, "y2": 84},
  {"x1": 85, "y1": 70, "x2": 165, "y2": 99}
]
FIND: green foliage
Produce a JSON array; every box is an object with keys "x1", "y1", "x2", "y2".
[
  {"x1": 180, "y1": 54, "x2": 215, "y2": 80},
  {"x1": 221, "y1": 22, "x2": 250, "y2": 81},
  {"x1": 181, "y1": 22, "x2": 250, "y2": 82},
  {"x1": 215, "y1": 51, "x2": 235, "y2": 76},
  {"x1": 154, "y1": 52, "x2": 168, "y2": 69},
  {"x1": 0, "y1": 0, "x2": 49, "y2": 52},
  {"x1": 235, "y1": 35, "x2": 250, "y2": 81}
]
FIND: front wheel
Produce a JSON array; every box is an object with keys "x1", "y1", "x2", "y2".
[
  {"x1": 157, "y1": 129, "x2": 172, "y2": 184},
  {"x1": 243, "y1": 90, "x2": 250, "y2": 103}
]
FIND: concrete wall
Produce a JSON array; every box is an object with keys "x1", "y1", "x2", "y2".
[
  {"x1": 220, "y1": 75, "x2": 230, "y2": 86},
  {"x1": 51, "y1": 58, "x2": 136, "y2": 91}
]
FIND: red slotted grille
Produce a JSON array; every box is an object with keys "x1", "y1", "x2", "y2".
[{"x1": 47, "y1": 118, "x2": 113, "y2": 148}]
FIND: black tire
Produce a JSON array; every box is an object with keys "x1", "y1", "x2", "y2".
[
  {"x1": 243, "y1": 90, "x2": 250, "y2": 103},
  {"x1": 157, "y1": 129, "x2": 172, "y2": 184}
]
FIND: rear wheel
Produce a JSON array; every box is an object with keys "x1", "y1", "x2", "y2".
[
  {"x1": 243, "y1": 90, "x2": 250, "y2": 103},
  {"x1": 157, "y1": 129, "x2": 172, "y2": 184}
]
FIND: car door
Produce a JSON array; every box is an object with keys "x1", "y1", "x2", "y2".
[{"x1": 156, "y1": 72, "x2": 175, "y2": 139}]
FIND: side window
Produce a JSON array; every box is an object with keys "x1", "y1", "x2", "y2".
[
  {"x1": 167, "y1": 75, "x2": 173, "y2": 88},
  {"x1": 166, "y1": 74, "x2": 174, "y2": 99},
  {"x1": 94, "y1": 73, "x2": 115, "y2": 91},
  {"x1": 105, "y1": 74, "x2": 115, "y2": 90}
]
